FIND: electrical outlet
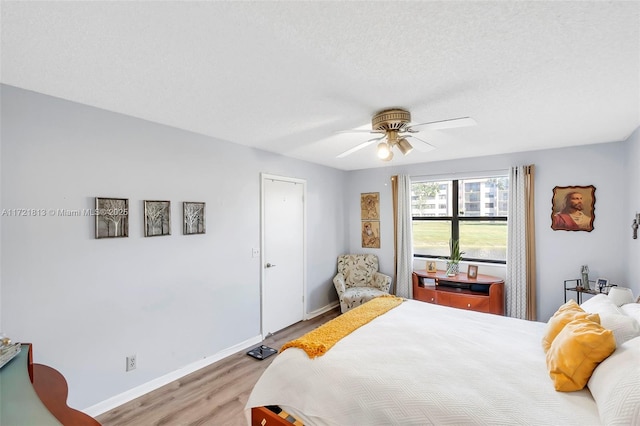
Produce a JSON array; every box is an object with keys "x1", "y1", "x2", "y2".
[
  {"x1": 252, "y1": 248, "x2": 260, "y2": 258},
  {"x1": 126, "y1": 354, "x2": 136, "y2": 372}
]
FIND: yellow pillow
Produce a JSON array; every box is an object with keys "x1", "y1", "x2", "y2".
[
  {"x1": 546, "y1": 318, "x2": 616, "y2": 391},
  {"x1": 542, "y1": 300, "x2": 600, "y2": 353}
]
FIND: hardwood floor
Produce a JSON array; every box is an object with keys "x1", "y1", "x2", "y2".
[{"x1": 96, "y1": 308, "x2": 340, "y2": 426}]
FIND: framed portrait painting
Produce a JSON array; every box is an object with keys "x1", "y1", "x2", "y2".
[{"x1": 551, "y1": 185, "x2": 595, "y2": 232}]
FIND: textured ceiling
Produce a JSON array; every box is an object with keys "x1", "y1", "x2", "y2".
[{"x1": 1, "y1": 1, "x2": 639, "y2": 171}]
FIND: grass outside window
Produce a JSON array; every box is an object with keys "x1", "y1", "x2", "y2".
[{"x1": 413, "y1": 221, "x2": 507, "y2": 261}]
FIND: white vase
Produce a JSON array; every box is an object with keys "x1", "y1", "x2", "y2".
[{"x1": 446, "y1": 262, "x2": 459, "y2": 276}]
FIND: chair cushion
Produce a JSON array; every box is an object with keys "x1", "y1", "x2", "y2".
[
  {"x1": 338, "y1": 254, "x2": 379, "y2": 288},
  {"x1": 341, "y1": 287, "x2": 389, "y2": 311}
]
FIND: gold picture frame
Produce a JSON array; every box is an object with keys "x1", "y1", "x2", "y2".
[{"x1": 426, "y1": 261, "x2": 437, "y2": 273}]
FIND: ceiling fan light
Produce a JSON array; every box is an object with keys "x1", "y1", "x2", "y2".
[
  {"x1": 377, "y1": 142, "x2": 391, "y2": 159},
  {"x1": 397, "y1": 138, "x2": 413, "y2": 155},
  {"x1": 381, "y1": 150, "x2": 394, "y2": 161}
]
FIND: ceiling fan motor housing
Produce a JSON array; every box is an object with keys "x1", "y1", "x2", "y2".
[{"x1": 372, "y1": 108, "x2": 411, "y2": 131}]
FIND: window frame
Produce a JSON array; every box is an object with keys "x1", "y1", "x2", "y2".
[{"x1": 412, "y1": 177, "x2": 508, "y2": 264}]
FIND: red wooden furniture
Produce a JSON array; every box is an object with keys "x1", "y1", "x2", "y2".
[{"x1": 412, "y1": 270, "x2": 505, "y2": 315}]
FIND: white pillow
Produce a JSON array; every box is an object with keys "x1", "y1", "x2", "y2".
[
  {"x1": 608, "y1": 287, "x2": 635, "y2": 307},
  {"x1": 599, "y1": 313, "x2": 640, "y2": 346},
  {"x1": 581, "y1": 294, "x2": 623, "y2": 316},
  {"x1": 588, "y1": 336, "x2": 640, "y2": 425},
  {"x1": 621, "y1": 303, "x2": 640, "y2": 324}
]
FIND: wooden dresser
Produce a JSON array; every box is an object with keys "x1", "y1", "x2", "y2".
[{"x1": 412, "y1": 270, "x2": 505, "y2": 315}]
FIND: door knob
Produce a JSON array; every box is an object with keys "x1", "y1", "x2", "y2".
[{"x1": 265, "y1": 263, "x2": 276, "y2": 268}]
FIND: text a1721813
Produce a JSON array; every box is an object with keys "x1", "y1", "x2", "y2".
[{"x1": 0, "y1": 208, "x2": 109, "y2": 217}]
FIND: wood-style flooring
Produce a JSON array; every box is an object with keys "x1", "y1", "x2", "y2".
[{"x1": 96, "y1": 307, "x2": 340, "y2": 426}]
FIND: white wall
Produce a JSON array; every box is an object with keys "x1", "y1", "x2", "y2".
[
  {"x1": 0, "y1": 85, "x2": 346, "y2": 409},
  {"x1": 346, "y1": 138, "x2": 634, "y2": 322}
]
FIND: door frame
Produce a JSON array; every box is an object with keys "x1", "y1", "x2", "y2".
[{"x1": 260, "y1": 173, "x2": 307, "y2": 338}]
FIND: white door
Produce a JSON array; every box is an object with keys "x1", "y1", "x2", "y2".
[{"x1": 262, "y1": 175, "x2": 305, "y2": 336}]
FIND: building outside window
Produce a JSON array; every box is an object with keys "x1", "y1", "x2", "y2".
[{"x1": 411, "y1": 175, "x2": 509, "y2": 263}]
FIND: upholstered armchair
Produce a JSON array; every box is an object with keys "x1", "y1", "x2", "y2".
[{"x1": 333, "y1": 254, "x2": 392, "y2": 313}]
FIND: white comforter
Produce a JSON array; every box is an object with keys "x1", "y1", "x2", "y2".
[{"x1": 246, "y1": 300, "x2": 602, "y2": 425}]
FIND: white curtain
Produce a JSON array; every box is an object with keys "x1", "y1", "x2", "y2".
[
  {"x1": 395, "y1": 175, "x2": 414, "y2": 298},
  {"x1": 506, "y1": 165, "x2": 536, "y2": 320}
]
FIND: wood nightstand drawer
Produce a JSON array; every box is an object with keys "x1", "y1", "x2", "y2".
[
  {"x1": 445, "y1": 294, "x2": 490, "y2": 313},
  {"x1": 414, "y1": 286, "x2": 437, "y2": 304}
]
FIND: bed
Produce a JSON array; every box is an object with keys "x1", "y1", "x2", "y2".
[{"x1": 246, "y1": 295, "x2": 640, "y2": 425}]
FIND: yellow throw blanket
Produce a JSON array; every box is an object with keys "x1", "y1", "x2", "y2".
[{"x1": 281, "y1": 295, "x2": 404, "y2": 358}]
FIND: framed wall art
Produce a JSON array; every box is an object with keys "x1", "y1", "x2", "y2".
[
  {"x1": 361, "y1": 192, "x2": 380, "y2": 248},
  {"x1": 596, "y1": 278, "x2": 609, "y2": 292},
  {"x1": 144, "y1": 200, "x2": 171, "y2": 237},
  {"x1": 361, "y1": 192, "x2": 380, "y2": 220},
  {"x1": 95, "y1": 197, "x2": 129, "y2": 239},
  {"x1": 361, "y1": 221, "x2": 380, "y2": 248},
  {"x1": 183, "y1": 202, "x2": 206, "y2": 235},
  {"x1": 467, "y1": 264, "x2": 478, "y2": 279},
  {"x1": 551, "y1": 185, "x2": 595, "y2": 232}
]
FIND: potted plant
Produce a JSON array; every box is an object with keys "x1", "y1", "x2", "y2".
[{"x1": 446, "y1": 238, "x2": 464, "y2": 276}]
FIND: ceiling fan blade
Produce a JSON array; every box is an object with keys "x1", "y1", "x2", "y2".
[
  {"x1": 408, "y1": 117, "x2": 477, "y2": 132},
  {"x1": 335, "y1": 129, "x2": 384, "y2": 134},
  {"x1": 406, "y1": 135, "x2": 436, "y2": 152},
  {"x1": 336, "y1": 136, "x2": 384, "y2": 158}
]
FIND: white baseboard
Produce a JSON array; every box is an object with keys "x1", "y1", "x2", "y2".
[
  {"x1": 305, "y1": 301, "x2": 339, "y2": 320},
  {"x1": 83, "y1": 335, "x2": 263, "y2": 417},
  {"x1": 84, "y1": 302, "x2": 339, "y2": 417}
]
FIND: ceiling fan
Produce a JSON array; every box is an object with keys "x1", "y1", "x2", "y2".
[{"x1": 337, "y1": 108, "x2": 476, "y2": 161}]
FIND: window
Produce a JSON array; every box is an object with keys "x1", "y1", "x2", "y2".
[{"x1": 411, "y1": 175, "x2": 509, "y2": 263}]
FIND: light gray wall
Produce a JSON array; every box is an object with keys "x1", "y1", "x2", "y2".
[
  {"x1": 625, "y1": 127, "x2": 640, "y2": 288},
  {"x1": 0, "y1": 85, "x2": 346, "y2": 409},
  {"x1": 346, "y1": 138, "x2": 635, "y2": 322},
  {"x1": 2, "y1": 83, "x2": 637, "y2": 411}
]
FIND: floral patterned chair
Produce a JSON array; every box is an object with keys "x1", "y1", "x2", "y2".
[{"x1": 333, "y1": 254, "x2": 392, "y2": 313}]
